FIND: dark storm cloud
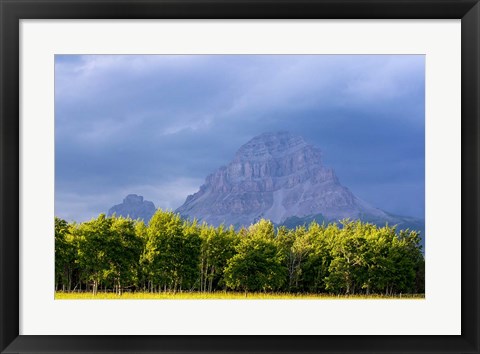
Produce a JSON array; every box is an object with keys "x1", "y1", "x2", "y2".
[{"x1": 55, "y1": 55, "x2": 425, "y2": 221}]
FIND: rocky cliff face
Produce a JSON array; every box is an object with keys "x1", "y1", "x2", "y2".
[
  {"x1": 108, "y1": 194, "x2": 156, "y2": 222},
  {"x1": 175, "y1": 132, "x2": 395, "y2": 228}
]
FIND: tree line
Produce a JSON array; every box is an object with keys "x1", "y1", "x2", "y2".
[{"x1": 55, "y1": 210, "x2": 425, "y2": 296}]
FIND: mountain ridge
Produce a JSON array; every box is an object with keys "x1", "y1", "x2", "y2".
[{"x1": 175, "y1": 131, "x2": 420, "y2": 232}]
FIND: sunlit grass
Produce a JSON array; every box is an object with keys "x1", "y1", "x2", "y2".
[{"x1": 55, "y1": 291, "x2": 425, "y2": 300}]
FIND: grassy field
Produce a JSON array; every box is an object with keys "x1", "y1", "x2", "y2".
[{"x1": 55, "y1": 291, "x2": 425, "y2": 300}]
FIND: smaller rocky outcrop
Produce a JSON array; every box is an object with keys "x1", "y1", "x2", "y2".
[{"x1": 107, "y1": 194, "x2": 156, "y2": 222}]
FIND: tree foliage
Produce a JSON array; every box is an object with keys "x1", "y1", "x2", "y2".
[
  {"x1": 224, "y1": 220, "x2": 286, "y2": 292},
  {"x1": 55, "y1": 212, "x2": 424, "y2": 296}
]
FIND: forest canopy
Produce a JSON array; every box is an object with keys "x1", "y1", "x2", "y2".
[{"x1": 55, "y1": 210, "x2": 424, "y2": 296}]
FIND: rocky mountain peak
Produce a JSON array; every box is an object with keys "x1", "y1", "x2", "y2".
[
  {"x1": 234, "y1": 131, "x2": 310, "y2": 162},
  {"x1": 108, "y1": 194, "x2": 156, "y2": 222},
  {"x1": 176, "y1": 132, "x2": 390, "y2": 228},
  {"x1": 124, "y1": 194, "x2": 144, "y2": 204}
]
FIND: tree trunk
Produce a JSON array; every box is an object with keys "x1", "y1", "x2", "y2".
[
  {"x1": 204, "y1": 262, "x2": 209, "y2": 292},
  {"x1": 209, "y1": 266, "x2": 215, "y2": 292},
  {"x1": 200, "y1": 258, "x2": 205, "y2": 292}
]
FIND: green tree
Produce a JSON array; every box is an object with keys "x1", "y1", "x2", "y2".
[
  {"x1": 55, "y1": 217, "x2": 77, "y2": 291},
  {"x1": 74, "y1": 214, "x2": 142, "y2": 295},
  {"x1": 144, "y1": 210, "x2": 201, "y2": 292},
  {"x1": 75, "y1": 214, "x2": 112, "y2": 295},
  {"x1": 325, "y1": 221, "x2": 375, "y2": 294},
  {"x1": 136, "y1": 220, "x2": 150, "y2": 291},
  {"x1": 387, "y1": 229, "x2": 423, "y2": 294},
  {"x1": 224, "y1": 219, "x2": 286, "y2": 293},
  {"x1": 105, "y1": 217, "x2": 143, "y2": 295},
  {"x1": 277, "y1": 225, "x2": 311, "y2": 291},
  {"x1": 199, "y1": 223, "x2": 237, "y2": 292},
  {"x1": 299, "y1": 222, "x2": 333, "y2": 293},
  {"x1": 180, "y1": 219, "x2": 202, "y2": 291}
]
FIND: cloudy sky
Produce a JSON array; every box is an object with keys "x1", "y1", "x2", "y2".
[{"x1": 55, "y1": 55, "x2": 425, "y2": 222}]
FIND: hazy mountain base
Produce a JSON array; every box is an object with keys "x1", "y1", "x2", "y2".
[{"x1": 280, "y1": 213, "x2": 425, "y2": 251}]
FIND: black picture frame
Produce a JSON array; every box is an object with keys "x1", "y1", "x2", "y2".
[{"x1": 1, "y1": 0, "x2": 478, "y2": 353}]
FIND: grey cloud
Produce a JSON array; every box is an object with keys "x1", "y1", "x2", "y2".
[{"x1": 55, "y1": 54, "x2": 425, "y2": 221}]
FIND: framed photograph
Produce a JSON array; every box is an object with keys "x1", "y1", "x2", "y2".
[{"x1": 1, "y1": 0, "x2": 478, "y2": 353}]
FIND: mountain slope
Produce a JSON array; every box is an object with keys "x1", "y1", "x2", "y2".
[{"x1": 176, "y1": 132, "x2": 420, "y2": 232}]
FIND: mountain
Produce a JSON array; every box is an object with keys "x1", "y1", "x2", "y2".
[
  {"x1": 175, "y1": 131, "x2": 424, "y2": 242},
  {"x1": 108, "y1": 194, "x2": 156, "y2": 222}
]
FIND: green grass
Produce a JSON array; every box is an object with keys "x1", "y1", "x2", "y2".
[{"x1": 55, "y1": 291, "x2": 425, "y2": 300}]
